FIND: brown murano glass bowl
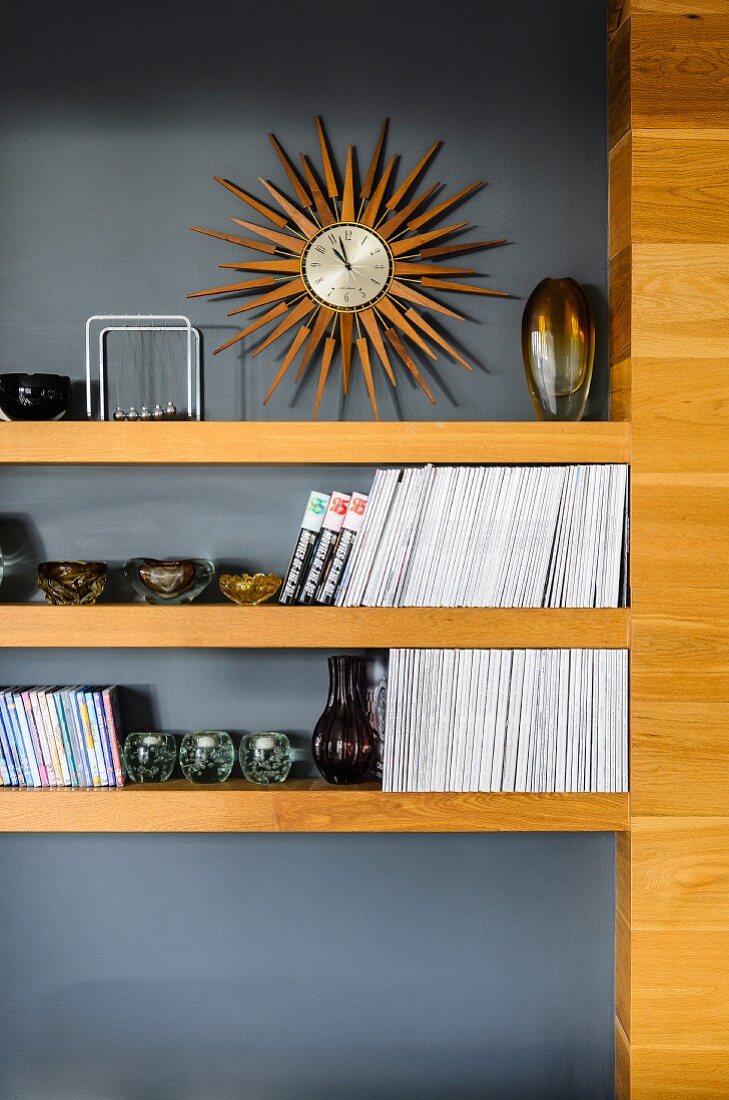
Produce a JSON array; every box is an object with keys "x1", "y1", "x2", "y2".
[
  {"x1": 37, "y1": 560, "x2": 108, "y2": 605},
  {"x1": 123, "y1": 557, "x2": 214, "y2": 604}
]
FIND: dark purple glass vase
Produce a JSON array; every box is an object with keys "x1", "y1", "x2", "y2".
[{"x1": 312, "y1": 656, "x2": 376, "y2": 785}]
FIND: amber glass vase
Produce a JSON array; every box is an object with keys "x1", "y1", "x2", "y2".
[
  {"x1": 521, "y1": 277, "x2": 595, "y2": 421},
  {"x1": 312, "y1": 656, "x2": 376, "y2": 785}
]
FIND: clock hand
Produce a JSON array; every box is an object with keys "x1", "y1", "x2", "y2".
[
  {"x1": 331, "y1": 244, "x2": 348, "y2": 265},
  {"x1": 338, "y1": 235, "x2": 351, "y2": 267}
]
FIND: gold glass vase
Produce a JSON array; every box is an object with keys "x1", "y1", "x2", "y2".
[{"x1": 521, "y1": 277, "x2": 595, "y2": 421}]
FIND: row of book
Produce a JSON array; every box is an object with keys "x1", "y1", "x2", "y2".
[
  {"x1": 313, "y1": 464, "x2": 627, "y2": 608},
  {"x1": 0, "y1": 686, "x2": 124, "y2": 787},
  {"x1": 382, "y1": 649, "x2": 628, "y2": 792}
]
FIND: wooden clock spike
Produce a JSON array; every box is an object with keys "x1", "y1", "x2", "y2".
[
  {"x1": 360, "y1": 154, "x2": 398, "y2": 227},
  {"x1": 218, "y1": 258, "x2": 301, "y2": 273},
  {"x1": 359, "y1": 308, "x2": 396, "y2": 386},
  {"x1": 187, "y1": 276, "x2": 275, "y2": 298},
  {"x1": 295, "y1": 307, "x2": 334, "y2": 382},
  {"x1": 262, "y1": 324, "x2": 312, "y2": 404},
  {"x1": 385, "y1": 328, "x2": 436, "y2": 403},
  {"x1": 394, "y1": 261, "x2": 476, "y2": 277},
  {"x1": 299, "y1": 155, "x2": 336, "y2": 226},
  {"x1": 389, "y1": 280, "x2": 464, "y2": 320},
  {"x1": 360, "y1": 119, "x2": 388, "y2": 201},
  {"x1": 404, "y1": 307, "x2": 475, "y2": 371},
  {"x1": 213, "y1": 301, "x2": 289, "y2": 354},
  {"x1": 377, "y1": 183, "x2": 440, "y2": 239},
  {"x1": 268, "y1": 133, "x2": 312, "y2": 210},
  {"x1": 386, "y1": 141, "x2": 443, "y2": 212},
  {"x1": 407, "y1": 181, "x2": 484, "y2": 233},
  {"x1": 391, "y1": 222, "x2": 469, "y2": 257},
  {"x1": 315, "y1": 116, "x2": 339, "y2": 199},
  {"x1": 356, "y1": 336, "x2": 379, "y2": 419},
  {"x1": 229, "y1": 216, "x2": 305, "y2": 254},
  {"x1": 213, "y1": 177, "x2": 288, "y2": 228},
  {"x1": 226, "y1": 279, "x2": 305, "y2": 317},
  {"x1": 341, "y1": 145, "x2": 355, "y2": 222},
  {"x1": 254, "y1": 298, "x2": 316, "y2": 358},
  {"x1": 376, "y1": 297, "x2": 437, "y2": 360},
  {"x1": 420, "y1": 277, "x2": 510, "y2": 297},
  {"x1": 313, "y1": 336, "x2": 338, "y2": 419},
  {"x1": 190, "y1": 225, "x2": 277, "y2": 255},
  {"x1": 258, "y1": 179, "x2": 320, "y2": 237},
  {"x1": 339, "y1": 313, "x2": 354, "y2": 394},
  {"x1": 420, "y1": 237, "x2": 508, "y2": 259}
]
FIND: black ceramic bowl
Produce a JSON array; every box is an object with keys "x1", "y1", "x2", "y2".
[{"x1": 0, "y1": 373, "x2": 72, "y2": 421}]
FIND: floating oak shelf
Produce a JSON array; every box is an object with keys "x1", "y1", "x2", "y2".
[
  {"x1": 0, "y1": 421, "x2": 630, "y2": 465},
  {"x1": 0, "y1": 781, "x2": 630, "y2": 833},
  {"x1": 0, "y1": 606, "x2": 630, "y2": 649}
]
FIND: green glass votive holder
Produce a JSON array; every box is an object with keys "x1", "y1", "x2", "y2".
[
  {"x1": 240, "y1": 733, "x2": 292, "y2": 785},
  {"x1": 123, "y1": 732, "x2": 177, "y2": 783},
  {"x1": 180, "y1": 730, "x2": 234, "y2": 784}
]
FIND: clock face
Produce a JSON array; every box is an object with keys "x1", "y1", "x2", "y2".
[{"x1": 301, "y1": 222, "x2": 394, "y2": 313}]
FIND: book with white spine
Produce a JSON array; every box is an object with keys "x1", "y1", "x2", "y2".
[
  {"x1": 335, "y1": 471, "x2": 387, "y2": 605},
  {"x1": 501, "y1": 650, "x2": 526, "y2": 791}
]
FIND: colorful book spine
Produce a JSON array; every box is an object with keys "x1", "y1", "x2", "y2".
[
  {"x1": 102, "y1": 686, "x2": 125, "y2": 787},
  {"x1": 38, "y1": 688, "x2": 71, "y2": 786},
  {"x1": 73, "y1": 689, "x2": 103, "y2": 787},
  {"x1": 91, "y1": 690, "x2": 116, "y2": 786},
  {"x1": 25, "y1": 689, "x2": 57, "y2": 786},
  {"x1": 279, "y1": 490, "x2": 331, "y2": 605},
  {"x1": 52, "y1": 690, "x2": 79, "y2": 788},
  {"x1": 317, "y1": 492, "x2": 369, "y2": 604},
  {"x1": 0, "y1": 692, "x2": 27, "y2": 786},
  {"x1": 14, "y1": 691, "x2": 44, "y2": 787},
  {"x1": 0, "y1": 694, "x2": 18, "y2": 785},
  {"x1": 62, "y1": 688, "x2": 92, "y2": 788},
  {"x1": 81, "y1": 689, "x2": 109, "y2": 787},
  {"x1": 298, "y1": 491, "x2": 351, "y2": 604}
]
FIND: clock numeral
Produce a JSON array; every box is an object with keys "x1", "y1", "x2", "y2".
[
  {"x1": 361, "y1": 236, "x2": 368, "y2": 245},
  {"x1": 374, "y1": 264, "x2": 385, "y2": 270},
  {"x1": 315, "y1": 277, "x2": 324, "y2": 284},
  {"x1": 310, "y1": 261, "x2": 320, "y2": 268},
  {"x1": 370, "y1": 278, "x2": 380, "y2": 285},
  {"x1": 328, "y1": 234, "x2": 337, "y2": 244},
  {"x1": 370, "y1": 248, "x2": 381, "y2": 255},
  {"x1": 344, "y1": 229, "x2": 353, "y2": 241},
  {"x1": 344, "y1": 293, "x2": 350, "y2": 304},
  {"x1": 359, "y1": 289, "x2": 366, "y2": 298},
  {"x1": 315, "y1": 245, "x2": 325, "y2": 254}
]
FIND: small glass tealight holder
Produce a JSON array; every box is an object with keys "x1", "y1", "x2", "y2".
[
  {"x1": 179, "y1": 730, "x2": 234, "y2": 784},
  {"x1": 123, "y1": 732, "x2": 177, "y2": 783},
  {"x1": 240, "y1": 732, "x2": 292, "y2": 785}
]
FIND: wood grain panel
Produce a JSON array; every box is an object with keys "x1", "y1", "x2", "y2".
[
  {"x1": 0, "y1": 606, "x2": 631, "y2": 650},
  {"x1": 630, "y1": 476, "x2": 729, "y2": 593},
  {"x1": 0, "y1": 785, "x2": 630, "y2": 834},
  {"x1": 632, "y1": 132, "x2": 729, "y2": 244},
  {"x1": 610, "y1": 134, "x2": 632, "y2": 258},
  {"x1": 0, "y1": 421, "x2": 631, "y2": 466},
  {"x1": 617, "y1": 910, "x2": 632, "y2": 1036},
  {"x1": 609, "y1": 19, "x2": 631, "y2": 148},
  {"x1": 632, "y1": 928, "x2": 729, "y2": 1046},
  {"x1": 616, "y1": 1020, "x2": 631, "y2": 1100},
  {"x1": 610, "y1": 247, "x2": 632, "y2": 364},
  {"x1": 631, "y1": 1049, "x2": 729, "y2": 1100},
  {"x1": 631, "y1": 817, "x2": 729, "y2": 927},
  {"x1": 610, "y1": 358, "x2": 631, "y2": 421},
  {"x1": 632, "y1": 244, "x2": 729, "y2": 358},
  {"x1": 632, "y1": 589, "x2": 729, "y2": 701},
  {"x1": 631, "y1": 358, "x2": 729, "y2": 473},
  {"x1": 631, "y1": 701, "x2": 729, "y2": 816},
  {"x1": 632, "y1": 15, "x2": 729, "y2": 130},
  {"x1": 631, "y1": 0, "x2": 729, "y2": 11}
]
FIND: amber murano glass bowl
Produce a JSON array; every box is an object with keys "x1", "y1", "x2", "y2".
[{"x1": 37, "y1": 560, "x2": 108, "y2": 605}]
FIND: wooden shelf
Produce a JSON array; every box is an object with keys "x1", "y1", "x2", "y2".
[
  {"x1": 0, "y1": 605, "x2": 630, "y2": 649},
  {"x1": 0, "y1": 780, "x2": 630, "y2": 832},
  {"x1": 0, "y1": 420, "x2": 630, "y2": 465}
]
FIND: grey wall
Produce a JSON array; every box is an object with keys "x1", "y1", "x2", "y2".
[{"x1": 0, "y1": 1, "x2": 613, "y2": 1098}]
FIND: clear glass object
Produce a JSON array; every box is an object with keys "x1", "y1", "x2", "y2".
[
  {"x1": 37, "y1": 560, "x2": 108, "y2": 605},
  {"x1": 240, "y1": 732, "x2": 292, "y2": 785},
  {"x1": 180, "y1": 730, "x2": 235, "y2": 784},
  {"x1": 123, "y1": 558, "x2": 214, "y2": 604},
  {"x1": 123, "y1": 732, "x2": 176, "y2": 783},
  {"x1": 312, "y1": 656, "x2": 376, "y2": 785},
  {"x1": 521, "y1": 277, "x2": 595, "y2": 421}
]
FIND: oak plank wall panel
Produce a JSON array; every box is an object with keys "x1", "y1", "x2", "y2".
[
  {"x1": 631, "y1": 16, "x2": 729, "y2": 130},
  {"x1": 613, "y1": 3, "x2": 729, "y2": 1095},
  {"x1": 631, "y1": 358, "x2": 729, "y2": 473}
]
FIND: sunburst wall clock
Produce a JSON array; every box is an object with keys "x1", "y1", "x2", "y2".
[{"x1": 189, "y1": 118, "x2": 508, "y2": 419}]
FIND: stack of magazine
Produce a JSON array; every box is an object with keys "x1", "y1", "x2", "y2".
[
  {"x1": 334, "y1": 464, "x2": 628, "y2": 608},
  {"x1": 0, "y1": 686, "x2": 124, "y2": 788},
  {"x1": 382, "y1": 649, "x2": 628, "y2": 793}
]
